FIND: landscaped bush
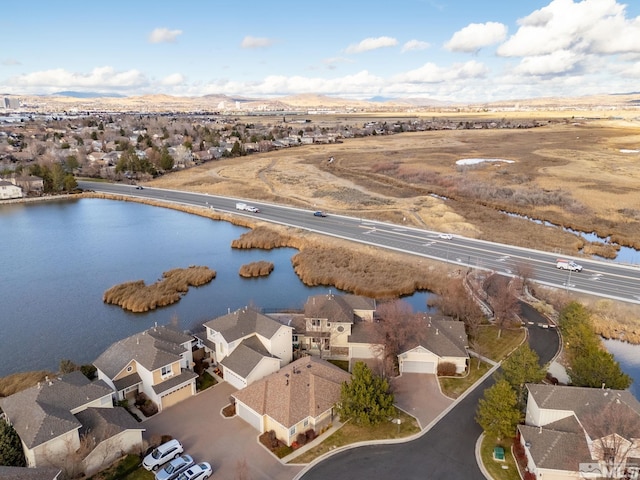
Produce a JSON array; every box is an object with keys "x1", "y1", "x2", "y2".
[
  {"x1": 305, "y1": 429, "x2": 316, "y2": 442},
  {"x1": 437, "y1": 362, "x2": 457, "y2": 376},
  {"x1": 134, "y1": 392, "x2": 158, "y2": 417},
  {"x1": 296, "y1": 432, "x2": 307, "y2": 446},
  {"x1": 222, "y1": 404, "x2": 236, "y2": 417}
]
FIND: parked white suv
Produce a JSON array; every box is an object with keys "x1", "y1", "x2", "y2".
[{"x1": 143, "y1": 439, "x2": 184, "y2": 471}]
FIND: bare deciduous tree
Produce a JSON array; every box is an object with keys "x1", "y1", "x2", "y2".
[
  {"x1": 373, "y1": 300, "x2": 425, "y2": 376},
  {"x1": 581, "y1": 401, "x2": 640, "y2": 478},
  {"x1": 489, "y1": 284, "x2": 520, "y2": 338}
]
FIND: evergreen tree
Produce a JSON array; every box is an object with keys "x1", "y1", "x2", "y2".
[
  {"x1": 476, "y1": 379, "x2": 521, "y2": 441},
  {"x1": 570, "y1": 348, "x2": 632, "y2": 389},
  {"x1": 337, "y1": 362, "x2": 395, "y2": 426},
  {"x1": 0, "y1": 421, "x2": 26, "y2": 467},
  {"x1": 499, "y1": 344, "x2": 545, "y2": 407}
]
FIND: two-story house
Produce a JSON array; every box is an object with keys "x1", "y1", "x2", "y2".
[
  {"x1": 300, "y1": 293, "x2": 376, "y2": 359},
  {"x1": 200, "y1": 307, "x2": 293, "y2": 390},
  {"x1": 94, "y1": 324, "x2": 197, "y2": 412},
  {"x1": 518, "y1": 384, "x2": 640, "y2": 479},
  {"x1": 0, "y1": 371, "x2": 144, "y2": 475}
]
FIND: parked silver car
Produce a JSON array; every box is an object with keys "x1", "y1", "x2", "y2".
[{"x1": 155, "y1": 454, "x2": 194, "y2": 480}]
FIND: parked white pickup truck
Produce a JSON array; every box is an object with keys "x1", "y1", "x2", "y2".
[
  {"x1": 235, "y1": 202, "x2": 260, "y2": 213},
  {"x1": 556, "y1": 259, "x2": 583, "y2": 272}
]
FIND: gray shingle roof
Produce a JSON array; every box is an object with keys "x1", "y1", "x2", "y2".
[
  {"x1": 76, "y1": 406, "x2": 143, "y2": 439},
  {"x1": 233, "y1": 356, "x2": 351, "y2": 428},
  {"x1": 0, "y1": 371, "x2": 112, "y2": 449},
  {"x1": 518, "y1": 424, "x2": 592, "y2": 470},
  {"x1": 304, "y1": 294, "x2": 356, "y2": 324},
  {"x1": 113, "y1": 373, "x2": 142, "y2": 392},
  {"x1": 403, "y1": 319, "x2": 468, "y2": 358},
  {"x1": 203, "y1": 307, "x2": 285, "y2": 343},
  {"x1": 220, "y1": 335, "x2": 277, "y2": 378},
  {"x1": 0, "y1": 466, "x2": 61, "y2": 480},
  {"x1": 151, "y1": 370, "x2": 198, "y2": 395},
  {"x1": 348, "y1": 321, "x2": 380, "y2": 344},
  {"x1": 94, "y1": 325, "x2": 190, "y2": 378}
]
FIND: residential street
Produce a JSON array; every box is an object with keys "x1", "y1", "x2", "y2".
[{"x1": 299, "y1": 304, "x2": 560, "y2": 480}]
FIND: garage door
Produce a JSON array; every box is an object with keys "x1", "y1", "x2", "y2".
[
  {"x1": 161, "y1": 384, "x2": 193, "y2": 410},
  {"x1": 237, "y1": 402, "x2": 263, "y2": 432},
  {"x1": 401, "y1": 361, "x2": 435, "y2": 374}
]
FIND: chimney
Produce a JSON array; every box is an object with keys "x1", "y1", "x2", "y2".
[
  {"x1": 538, "y1": 426, "x2": 542, "y2": 434},
  {"x1": 136, "y1": 337, "x2": 139, "y2": 345},
  {"x1": 435, "y1": 329, "x2": 439, "y2": 335}
]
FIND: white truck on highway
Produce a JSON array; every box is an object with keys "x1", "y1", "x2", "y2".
[
  {"x1": 556, "y1": 259, "x2": 583, "y2": 272},
  {"x1": 236, "y1": 202, "x2": 260, "y2": 213}
]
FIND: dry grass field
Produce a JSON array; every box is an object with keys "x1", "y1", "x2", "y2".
[
  {"x1": 110, "y1": 112, "x2": 640, "y2": 340},
  {"x1": 149, "y1": 115, "x2": 640, "y2": 254}
]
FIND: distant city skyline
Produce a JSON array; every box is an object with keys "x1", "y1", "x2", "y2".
[{"x1": 3, "y1": 0, "x2": 640, "y2": 102}]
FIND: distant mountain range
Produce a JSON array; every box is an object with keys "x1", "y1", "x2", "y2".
[
  {"x1": 50, "y1": 91, "x2": 126, "y2": 98},
  {"x1": 7, "y1": 91, "x2": 639, "y2": 113}
]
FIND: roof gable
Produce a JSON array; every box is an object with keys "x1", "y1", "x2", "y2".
[
  {"x1": 0, "y1": 371, "x2": 112, "y2": 449},
  {"x1": 304, "y1": 294, "x2": 355, "y2": 324},
  {"x1": 233, "y1": 356, "x2": 351, "y2": 428},
  {"x1": 220, "y1": 335, "x2": 277, "y2": 378},
  {"x1": 402, "y1": 319, "x2": 468, "y2": 358},
  {"x1": 204, "y1": 307, "x2": 284, "y2": 343},
  {"x1": 94, "y1": 325, "x2": 188, "y2": 378}
]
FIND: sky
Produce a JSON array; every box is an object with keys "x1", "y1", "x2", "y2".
[{"x1": 2, "y1": 0, "x2": 640, "y2": 102}]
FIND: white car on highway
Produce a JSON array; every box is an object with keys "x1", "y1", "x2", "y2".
[{"x1": 438, "y1": 233, "x2": 453, "y2": 240}]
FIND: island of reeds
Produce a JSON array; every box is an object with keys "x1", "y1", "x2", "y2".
[
  {"x1": 103, "y1": 265, "x2": 216, "y2": 312},
  {"x1": 239, "y1": 260, "x2": 274, "y2": 278}
]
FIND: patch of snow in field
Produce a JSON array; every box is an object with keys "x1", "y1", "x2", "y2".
[
  {"x1": 620, "y1": 149, "x2": 640, "y2": 153},
  {"x1": 456, "y1": 158, "x2": 515, "y2": 166}
]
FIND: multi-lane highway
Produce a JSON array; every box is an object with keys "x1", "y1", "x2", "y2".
[{"x1": 78, "y1": 181, "x2": 640, "y2": 305}]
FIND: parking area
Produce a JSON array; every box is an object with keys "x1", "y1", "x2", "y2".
[
  {"x1": 391, "y1": 373, "x2": 453, "y2": 428},
  {"x1": 142, "y1": 382, "x2": 302, "y2": 480}
]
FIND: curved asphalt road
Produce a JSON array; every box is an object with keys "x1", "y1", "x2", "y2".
[{"x1": 299, "y1": 306, "x2": 559, "y2": 480}]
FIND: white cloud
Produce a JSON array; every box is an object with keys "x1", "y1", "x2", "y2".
[
  {"x1": 393, "y1": 60, "x2": 489, "y2": 83},
  {"x1": 2, "y1": 58, "x2": 21, "y2": 66},
  {"x1": 322, "y1": 57, "x2": 354, "y2": 70},
  {"x1": 513, "y1": 50, "x2": 583, "y2": 76},
  {"x1": 345, "y1": 36, "x2": 398, "y2": 54},
  {"x1": 6, "y1": 66, "x2": 149, "y2": 92},
  {"x1": 401, "y1": 40, "x2": 430, "y2": 53},
  {"x1": 161, "y1": 73, "x2": 185, "y2": 85},
  {"x1": 444, "y1": 22, "x2": 507, "y2": 52},
  {"x1": 148, "y1": 28, "x2": 183, "y2": 44},
  {"x1": 241, "y1": 36, "x2": 275, "y2": 48},
  {"x1": 498, "y1": 0, "x2": 640, "y2": 57}
]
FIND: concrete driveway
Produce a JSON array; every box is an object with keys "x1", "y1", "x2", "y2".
[
  {"x1": 391, "y1": 373, "x2": 453, "y2": 428},
  {"x1": 142, "y1": 382, "x2": 302, "y2": 480}
]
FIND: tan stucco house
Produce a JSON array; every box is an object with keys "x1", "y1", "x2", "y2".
[
  {"x1": 94, "y1": 324, "x2": 197, "y2": 412},
  {"x1": 232, "y1": 356, "x2": 351, "y2": 446},
  {"x1": 0, "y1": 371, "x2": 144, "y2": 475},
  {"x1": 398, "y1": 318, "x2": 469, "y2": 374}
]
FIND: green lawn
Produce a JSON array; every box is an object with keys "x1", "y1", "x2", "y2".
[
  {"x1": 196, "y1": 371, "x2": 216, "y2": 391},
  {"x1": 474, "y1": 326, "x2": 526, "y2": 362},
  {"x1": 480, "y1": 435, "x2": 521, "y2": 480},
  {"x1": 289, "y1": 409, "x2": 420, "y2": 464},
  {"x1": 327, "y1": 359, "x2": 350, "y2": 372},
  {"x1": 439, "y1": 358, "x2": 492, "y2": 398}
]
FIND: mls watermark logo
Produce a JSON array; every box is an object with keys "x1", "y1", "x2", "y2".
[{"x1": 579, "y1": 462, "x2": 640, "y2": 479}]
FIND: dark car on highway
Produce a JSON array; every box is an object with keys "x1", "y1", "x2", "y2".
[{"x1": 313, "y1": 211, "x2": 327, "y2": 217}]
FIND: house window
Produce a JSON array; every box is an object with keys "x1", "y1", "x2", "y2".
[
  {"x1": 312, "y1": 337, "x2": 320, "y2": 344},
  {"x1": 303, "y1": 418, "x2": 309, "y2": 427},
  {"x1": 126, "y1": 365, "x2": 133, "y2": 372},
  {"x1": 327, "y1": 322, "x2": 331, "y2": 327},
  {"x1": 311, "y1": 319, "x2": 321, "y2": 327},
  {"x1": 161, "y1": 365, "x2": 173, "y2": 377},
  {"x1": 289, "y1": 425, "x2": 296, "y2": 436},
  {"x1": 337, "y1": 326, "x2": 344, "y2": 333}
]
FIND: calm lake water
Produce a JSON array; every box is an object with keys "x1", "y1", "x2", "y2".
[{"x1": 0, "y1": 198, "x2": 432, "y2": 377}]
